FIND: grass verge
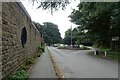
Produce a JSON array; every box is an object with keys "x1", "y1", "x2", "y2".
[{"x1": 88, "y1": 50, "x2": 119, "y2": 60}]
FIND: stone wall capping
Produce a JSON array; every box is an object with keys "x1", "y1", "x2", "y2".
[{"x1": 16, "y1": 2, "x2": 31, "y2": 20}]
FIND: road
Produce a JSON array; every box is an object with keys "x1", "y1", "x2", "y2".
[{"x1": 48, "y1": 46, "x2": 118, "y2": 78}]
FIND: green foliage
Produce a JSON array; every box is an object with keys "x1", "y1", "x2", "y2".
[
  {"x1": 38, "y1": 42, "x2": 45, "y2": 52},
  {"x1": 69, "y1": 2, "x2": 120, "y2": 48},
  {"x1": 29, "y1": 0, "x2": 70, "y2": 13},
  {"x1": 9, "y1": 69, "x2": 28, "y2": 80},
  {"x1": 63, "y1": 29, "x2": 71, "y2": 45},
  {"x1": 88, "y1": 49, "x2": 119, "y2": 60},
  {"x1": 63, "y1": 27, "x2": 93, "y2": 46},
  {"x1": 25, "y1": 57, "x2": 35, "y2": 65},
  {"x1": 43, "y1": 22, "x2": 62, "y2": 45},
  {"x1": 63, "y1": 28, "x2": 79, "y2": 45},
  {"x1": 9, "y1": 57, "x2": 37, "y2": 80},
  {"x1": 34, "y1": 22, "x2": 62, "y2": 46},
  {"x1": 80, "y1": 46, "x2": 90, "y2": 50},
  {"x1": 20, "y1": 64, "x2": 26, "y2": 70}
]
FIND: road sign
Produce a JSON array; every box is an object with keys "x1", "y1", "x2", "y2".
[{"x1": 112, "y1": 37, "x2": 119, "y2": 41}]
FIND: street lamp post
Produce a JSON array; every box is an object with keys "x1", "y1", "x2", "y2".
[{"x1": 71, "y1": 25, "x2": 72, "y2": 49}]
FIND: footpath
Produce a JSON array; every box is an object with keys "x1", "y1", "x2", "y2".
[{"x1": 28, "y1": 48, "x2": 57, "y2": 78}]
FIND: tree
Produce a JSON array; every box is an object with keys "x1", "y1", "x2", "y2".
[
  {"x1": 34, "y1": 22, "x2": 62, "y2": 45},
  {"x1": 63, "y1": 26, "x2": 93, "y2": 46},
  {"x1": 29, "y1": 0, "x2": 70, "y2": 13},
  {"x1": 69, "y1": 2, "x2": 119, "y2": 49},
  {"x1": 33, "y1": 21, "x2": 43, "y2": 37},
  {"x1": 63, "y1": 29, "x2": 71, "y2": 45}
]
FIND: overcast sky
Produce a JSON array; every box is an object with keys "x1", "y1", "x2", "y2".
[{"x1": 20, "y1": 0, "x2": 80, "y2": 38}]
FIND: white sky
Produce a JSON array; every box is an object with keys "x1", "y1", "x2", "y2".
[{"x1": 20, "y1": 0, "x2": 80, "y2": 38}]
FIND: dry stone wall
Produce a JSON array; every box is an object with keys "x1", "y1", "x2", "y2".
[{"x1": 1, "y1": 2, "x2": 42, "y2": 79}]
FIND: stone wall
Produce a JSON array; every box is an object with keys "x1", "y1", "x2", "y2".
[
  {"x1": 1, "y1": 2, "x2": 42, "y2": 79},
  {"x1": 0, "y1": 2, "x2": 2, "y2": 80}
]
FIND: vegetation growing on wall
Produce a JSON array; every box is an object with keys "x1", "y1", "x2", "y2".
[
  {"x1": 9, "y1": 42, "x2": 45, "y2": 80},
  {"x1": 9, "y1": 57, "x2": 36, "y2": 80}
]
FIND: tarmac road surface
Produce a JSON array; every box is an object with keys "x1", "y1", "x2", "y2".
[{"x1": 48, "y1": 46, "x2": 118, "y2": 78}]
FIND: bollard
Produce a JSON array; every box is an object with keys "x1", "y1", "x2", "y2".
[
  {"x1": 94, "y1": 50, "x2": 96, "y2": 55},
  {"x1": 105, "y1": 51, "x2": 107, "y2": 58}
]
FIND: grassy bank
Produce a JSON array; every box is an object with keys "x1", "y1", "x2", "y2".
[{"x1": 88, "y1": 49, "x2": 119, "y2": 60}]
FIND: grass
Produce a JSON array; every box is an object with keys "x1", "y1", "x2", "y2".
[
  {"x1": 100, "y1": 47, "x2": 119, "y2": 60},
  {"x1": 105, "y1": 51, "x2": 119, "y2": 60},
  {"x1": 88, "y1": 50, "x2": 119, "y2": 60}
]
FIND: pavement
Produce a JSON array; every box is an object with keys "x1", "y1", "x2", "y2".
[
  {"x1": 28, "y1": 47, "x2": 57, "y2": 78},
  {"x1": 48, "y1": 47, "x2": 118, "y2": 78}
]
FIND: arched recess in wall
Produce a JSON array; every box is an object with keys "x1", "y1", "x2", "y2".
[{"x1": 21, "y1": 27, "x2": 27, "y2": 48}]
